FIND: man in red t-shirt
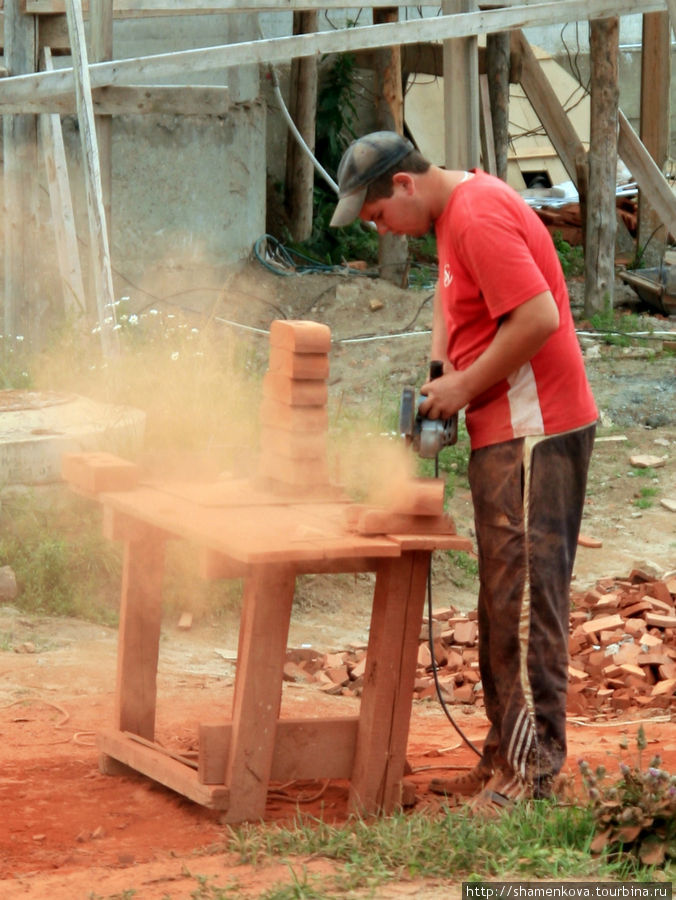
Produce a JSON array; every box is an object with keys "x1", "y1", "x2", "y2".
[{"x1": 331, "y1": 132, "x2": 598, "y2": 814}]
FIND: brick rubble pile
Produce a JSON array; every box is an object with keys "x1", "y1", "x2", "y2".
[{"x1": 284, "y1": 569, "x2": 676, "y2": 719}]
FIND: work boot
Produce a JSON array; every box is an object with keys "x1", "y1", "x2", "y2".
[{"x1": 428, "y1": 765, "x2": 492, "y2": 797}]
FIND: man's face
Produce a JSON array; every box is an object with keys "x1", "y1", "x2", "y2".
[{"x1": 359, "y1": 175, "x2": 432, "y2": 238}]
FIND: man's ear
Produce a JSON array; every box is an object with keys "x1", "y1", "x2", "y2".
[{"x1": 392, "y1": 172, "x2": 415, "y2": 194}]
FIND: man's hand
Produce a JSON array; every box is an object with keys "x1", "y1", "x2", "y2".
[{"x1": 419, "y1": 370, "x2": 469, "y2": 420}]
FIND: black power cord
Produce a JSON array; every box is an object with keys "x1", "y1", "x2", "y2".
[{"x1": 426, "y1": 453, "x2": 482, "y2": 758}]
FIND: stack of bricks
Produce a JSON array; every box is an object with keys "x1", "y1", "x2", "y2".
[{"x1": 258, "y1": 319, "x2": 332, "y2": 495}]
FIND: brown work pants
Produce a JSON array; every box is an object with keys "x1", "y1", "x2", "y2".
[{"x1": 468, "y1": 424, "x2": 596, "y2": 797}]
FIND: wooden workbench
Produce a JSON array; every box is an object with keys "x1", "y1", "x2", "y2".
[{"x1": 66, "y1": 466, "x2": 471, "y2": 823}]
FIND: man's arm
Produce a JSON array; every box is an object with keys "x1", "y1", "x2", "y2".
[
  {"x1": 430, "y1": 282, "x2": 448, "y2": 364},
  {"x1": 419, "y1": 290, "x2": 560, "y2": 419}
]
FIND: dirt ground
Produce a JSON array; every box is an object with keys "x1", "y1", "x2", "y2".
[{"x1": 1, "y1": 265, "x2": 676, "y2": 898}]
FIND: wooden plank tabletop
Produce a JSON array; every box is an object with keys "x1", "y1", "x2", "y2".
[{"x1": 100, "y1": 485, "x2": 404, "y2": 564}]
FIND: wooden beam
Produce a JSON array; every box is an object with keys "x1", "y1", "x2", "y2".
[
  {"x1": 0, "y1": 84, "x2": 233, "y2": 114},
  {"x1": 284, "y1": 10, "x2": 318, "y2": 243},
  {"x1": 479, "y1": 73, "x2": 497, "y2": 175},
  {"x1": 486, "y1": 29, "x2": 511, "y2": 180},
  {"x1": 515, "y1": 29, "x2": 586, "y2": 187},
  {"x1": 39, "y1": 47, "x2": 87, "y2": 318},
  {"x1": 90, "y1": 0, "x2": 114, "y2": 239},
  {"x1": 374, "y1": 6, "x2": 408, "y2": 287},
  {"x1": 0, "y1": 0, "x2": 665, "y2": 106},
  {"x1": 443, "y1": 0, "x2": 480, "y2": 169},
  {"x1": 618, "y1": 109, "x2": 676, "y2": 239},
  {"x1": 584, "y1": 17, "x2": 619, "y2": 317},
  {"x1": 3, "y1": 0, "x2": 39, "y2": 343},
  {"x1": 65, "y1": 0, "x2": 119, "y2": 355},
  {"x1": 25, "y1": 0, "x2": 582, "y2": 13},
  {"x1": 637, "y1": 10, "x2": 671, "y2": 263}
]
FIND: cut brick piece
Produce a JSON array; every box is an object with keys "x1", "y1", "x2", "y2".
[
  {"x1": 577, "y1": 534, "x2": 603, "y2": 548},
  {"x1": 645, "y1": 612, "x2": 676, "y2": 629},
  {"x1": 652, "y1": 678, "x2": 676, "y2": 697},
  {"x1": 580, "y1": 614, "x2": 624, "y2": 635},
  {"x1": 453, "y1": 620, "x2": 478, "y2": 645},
  {"x1": 268, "y1": 347, "x2": 329, "y2": 380},
  {"x1": 61, "y1": 452, "x2": 139, "y2": 494},
  {"x1": 263, "y1": 372, "x2": 328, "y2": 407},
  {"x1": 353, "y1": 510, "x2": 458, "y2": 536},
  {"x1": 387, "y1": 478, "x2": 446, "y2": 517},
  {"x1": 269, "y1": 319, "x2": 331, "y2": 354},
  {"x1": 629, "y1": 454, "x2": 667, "y2": 469}
]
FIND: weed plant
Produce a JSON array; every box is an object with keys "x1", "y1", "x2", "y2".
[{"x1": 579, "y1": 727, "x2": 676, "y2": 867}]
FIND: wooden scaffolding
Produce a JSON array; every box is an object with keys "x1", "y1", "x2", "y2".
[{"x1": 1, "y1": 0, "x2": 675, "y2": 351}]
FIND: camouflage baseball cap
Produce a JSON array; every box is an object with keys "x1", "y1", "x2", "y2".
[{"x1": 329, "y1": 131, "x2": 414, "y2": 227}]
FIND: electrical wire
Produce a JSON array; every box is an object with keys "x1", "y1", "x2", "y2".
[
  {"x1": 252, "y1": 233, "x2": 376, "y2": 278},
  {"x1": 426, "y1": 452, "x2": 482, "y2": 758}
]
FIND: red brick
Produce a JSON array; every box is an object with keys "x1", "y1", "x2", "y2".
[{"x1": 269, "y1": 319, "x2": 331, "y2": 354}]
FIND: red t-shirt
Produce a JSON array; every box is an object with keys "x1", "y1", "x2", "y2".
[{"x1": 435, "y1": 171, "x2": 598, "y2": 450}]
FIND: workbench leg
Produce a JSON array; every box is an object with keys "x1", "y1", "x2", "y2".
[
  {"x1": 113, "y1": 530, "x2": 166, "y2": 741},
  {"x1": 349, "y1": 550, "x2": 431, "y2": 816},
  {"x1": 223, "y1": 563, "x2": 296, "y2": 823}
]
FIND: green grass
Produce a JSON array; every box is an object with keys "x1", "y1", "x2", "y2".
[{"x1": 168, "y1": 802, "x2": 673, "y2": 900}]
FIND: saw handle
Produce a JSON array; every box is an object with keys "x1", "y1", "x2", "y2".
[{"x1": 429, "y1": 359, "x2": 444, "y2": 380}]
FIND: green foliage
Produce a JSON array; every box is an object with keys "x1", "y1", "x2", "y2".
[
  {"x1": 633, "y1": 486, "x2": 658, "y2": 509},
  {"x1": 588, "y1": 305, "x2": 654, "y2": 349},
  {"x1": 224, "y1": 801, "x2": 654, "y2": 895},
  {"x1": 579, "y1": 728, "x2": 676, "y2": 867},
  {"x1": 0, "y1": 490, "x2": 122, "y2": 623},
  {"x1": 0, "y1": 336, "x2": 33, "y2": 389},
  {"x1": 553, "y1": 231, "x2": 585, "y2": 278}
]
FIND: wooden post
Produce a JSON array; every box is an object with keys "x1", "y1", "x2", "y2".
[
  {"x1": 637, "y1": 11, "x2": 671, "y2": 266},
  {"x1": 65, "y1": 0, "x2": 119, "y2": 356},
  {"x1": 39, "y1": 47, "x2": 87, "y2": 319},
  {"x1": 373, "y1": 6, "x2": 408, "y2": 288},
  {"x1": 486, "y1": 30, "x2": 510, "y2": 181},
  {"x1": 90, "y1": 0, "x2": 114, "y2": 245},
  {"x1": 3, "y1": 0, "x2": 39, "y2": 345},
  {"x1": 442, "y1": 0, "x2": 480, "y2": 170},
  {"x1": 284, "y1": 10, "x2": 318, "y2": 243},
  {"x1": 584, "y1": 18, "x2": 619, "y2": 318}
]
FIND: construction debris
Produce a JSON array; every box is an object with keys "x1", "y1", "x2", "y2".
[{"x1": 283, "y1": 569, "x2": 676, "y2": 720}]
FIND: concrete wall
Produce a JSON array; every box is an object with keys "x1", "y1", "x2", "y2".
[{"x1": 56, "y1": 13, "x2": 266, "y2": 316}]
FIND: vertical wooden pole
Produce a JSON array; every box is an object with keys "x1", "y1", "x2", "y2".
[
  {"x1": 584, "y1": 18, "x2": 619, "y2": 318},
  {"x1": 3, "y1": 0, "x2": 39, "y2": 345},
  {"x1": 637, "y1": 11, "x2": 671, "y2": 266},
  {"x1": 39, "y1": 47, "x2": 87, "y2": 319},
  {"x1": 373, "y1": 6, "x2": 408, "y2": 288},
  {"x1": 284, "y1": 11, "x2": 318, "y2": 243},
  {"x1": 486, "y1": 30, "x2": 510, "y2": 181},
  {"x1": 65, "y1": 0, "x2": 119, "y2": 356},
  {"x1": 442, "y1": 0, "x2": 480, "y2": 170},
  {"x1": 90, "y1": 0, "x2": 114, "y2": 245}
]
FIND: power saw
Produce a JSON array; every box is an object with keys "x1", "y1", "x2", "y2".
[{"x1": 399, "y1": 360, "x2": 458, "y2": 459}]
